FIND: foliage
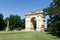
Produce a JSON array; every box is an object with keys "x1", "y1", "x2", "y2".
[
  {"x1": 15, "y1": 27, "x2": 22, "y2": 30},
  {"x1": 44, "y1": 0, "x2": 60, "y2": 35},
  {"x1": 21, "y1": 18, "x2": 25, "y2": 29},
  {"x1": 0, "y1": 13, "x2": 6, "y2": 30},
  {"x1": 4, "y1": 15, "x2": 25, "y2": 31},
  {"x1": 9, "y1": 15, "x2": 22, "y2": 30}
]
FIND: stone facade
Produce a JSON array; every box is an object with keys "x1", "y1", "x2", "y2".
[{"x1": 25, "y1": 10, "x2": 44, "y2": 32}]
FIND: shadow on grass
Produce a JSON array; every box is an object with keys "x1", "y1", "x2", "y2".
[{"x1": 47, "y1": 32, "x2": 60, "y2": 38}]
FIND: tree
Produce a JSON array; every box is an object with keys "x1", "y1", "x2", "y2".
[
  {"x1": 21, "y1": 18, "x2": 25, "y2": 29},
  {"x1": 44, "y1": 0, "x2": 60, "y2": 35},
  {"x1": 0, "y1": 13, "x2": 6, "y2": 30},
  {"x1": 9, "y1": 15, "x2": 22, "y2": 30}
]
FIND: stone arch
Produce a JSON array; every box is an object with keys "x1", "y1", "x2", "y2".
[{"x1": 25, "y1": 10, "x2": 44, "y2": 32}]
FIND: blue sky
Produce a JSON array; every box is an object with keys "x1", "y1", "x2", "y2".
[{"x1": 0, "y1": 0, "x2": 52, "y2": 19}]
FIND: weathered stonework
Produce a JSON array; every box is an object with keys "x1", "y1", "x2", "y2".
[{"x1": 25, "y1": 10, "x2": 44, "y2": 32}]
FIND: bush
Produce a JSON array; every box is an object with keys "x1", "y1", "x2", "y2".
[
  {"x1": 16, "y1": 27, "x2": 22, "y2": 31},
  {"x1": 45, "y1": 28, "x2": 51, "y2": 32}
]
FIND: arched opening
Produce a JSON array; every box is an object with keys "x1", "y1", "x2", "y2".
[{"x1": 31, "y1": 17, "x2": 36, "y2": 31}]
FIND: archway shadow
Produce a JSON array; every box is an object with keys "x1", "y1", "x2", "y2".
[{"x1": 31, "y1": 17, "x2": 36, "y2": 31}]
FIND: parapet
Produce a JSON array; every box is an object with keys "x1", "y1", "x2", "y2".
[{"x1": 25, "y1": 10, "x2": 44, "y2": 16}]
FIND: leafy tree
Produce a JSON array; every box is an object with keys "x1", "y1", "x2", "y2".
[
  {"x1": 44, "y1": 0, "x2": 60, "y2": 35},
  {"x1": 0, "y1": 13, "x2": 6, "y2": 30},
  {"x1": 21, "y1": 18, "x2": 25, "y2": 29},
  {"x1": 9, "y1": 15, "x2": 22, "y2": 30}
]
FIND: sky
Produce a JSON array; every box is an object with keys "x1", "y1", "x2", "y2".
[{"x1": 0, "y1": 0, "x2": 53, "y2": 19}]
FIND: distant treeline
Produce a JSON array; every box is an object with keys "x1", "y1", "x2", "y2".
[{"x1": 0, "y1": 13, "x2": 25, "y2": 31}]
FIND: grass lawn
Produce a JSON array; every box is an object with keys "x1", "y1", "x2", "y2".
[{"x1": 0, "y1": 31, "x2": 60, "y2": 40}]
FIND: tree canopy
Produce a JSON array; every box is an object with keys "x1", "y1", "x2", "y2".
[
  {"x1": 9, "y1": 15, "x2": 22, "y2": 30},
  {"x1": 0, "y1": 13, "x2": 6, "y2": 30},
  {"x1": 44, "y1": 0, "x2": 60, "y2": 36}
]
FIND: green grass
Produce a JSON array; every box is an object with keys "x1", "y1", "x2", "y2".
[{"x1": 0, "y1": 31, "x2": 60, "y2": 40}]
